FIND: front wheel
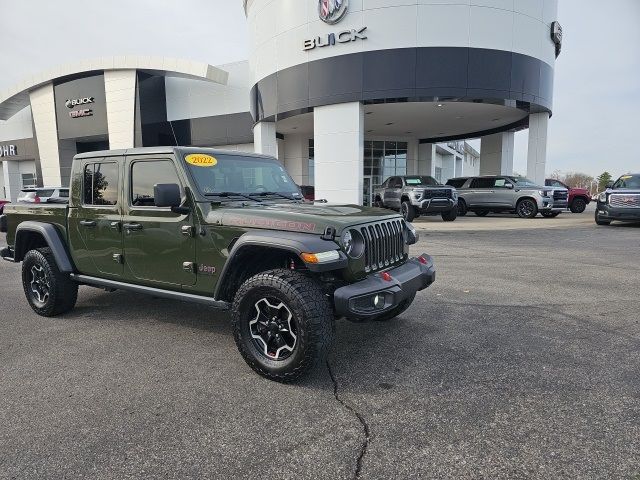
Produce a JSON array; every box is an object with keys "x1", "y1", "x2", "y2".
[
  {"x1": 474, "y1": 210, "x2": 489, "y2": 217},
  {"x1": 457, "y1": 199, "x2": 468, "y2": 216},
  {"x1": 232, "y1": 269, "x2": 334, "y2": 382},
  {"x1": 401, "y1": 201, "x2": 416, "y2": 222},
  {"x1": 570, "y1": 198, "x2": 587, "y2": 213},
  {"x1": 516, "y1": 199, "x2": 538, "y2": 218},
  {"x1": 441, "y1": 208, "x2": 458, "y2": 222},
  {"x1": 541, "y1": 211, "x2": 560, "y2": 218},
  {"x1": 22, "y1": 248, "x2": 78, "y2": 317}
]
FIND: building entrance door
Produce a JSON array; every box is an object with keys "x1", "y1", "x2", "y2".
[{"x1": 363, "y1": 176, "x2": 373, "y2": 206}]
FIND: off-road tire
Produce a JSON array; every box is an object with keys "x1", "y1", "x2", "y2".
[
  {"x1": 457, "y1": 199, "x2": 468, "y2": 216},
  {"x1": 474, "y1": 210, "x2": 490, "y2": 217},
  {"x1": 570, "y1": 198, "x2": 587, "y2": 213},
  {"x1": 401, "y1": 201, "x2": 416, "y2": 222},
  {"x1": 595, "y1": 209, "x2": 611, "y2": 226},
  {"x1": 232, "y1": 269, "x2": 334, "y2": 382},
  {"x1": 22, "y1": 248, "x2": 78, "y2": 317},
  {"x1": 541, "y1": 211, "x2": 560, "y2": 218},
  {"x1": 441, "y1": 208, "x2": 458, "y2": 222},
  {"x1": 373, "y1": 294, "x2": 416, "y2": 322},
  {"x1": 516, "y1": 198, "x2": 538, "y2": 218}
]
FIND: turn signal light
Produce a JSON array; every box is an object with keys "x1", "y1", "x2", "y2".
[
  {"x1": 300, "y1": 250, "x2": 340, "y2": 264},
  {"x1": 418, "y1": 256, "x2": 428, "y2": 265},
  {"x1": 381, "y1": 272, "x2": 392, "y2": 282}
]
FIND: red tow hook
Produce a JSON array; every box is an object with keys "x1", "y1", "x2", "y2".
[
  {"x1": 380, "y1": 272, "x2": 392, "y2": 282},
  {"x1": 418, "y1": 255, "x2": 428, "y2": 265}
]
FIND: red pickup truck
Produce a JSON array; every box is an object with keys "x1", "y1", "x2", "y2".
[{"x1": 545, "y1": 179, "x2": 591, "y2": 213}]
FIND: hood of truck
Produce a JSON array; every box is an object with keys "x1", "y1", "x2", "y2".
[{"x1": 204, "y1": 202, "x2": 401, "y2": 234}]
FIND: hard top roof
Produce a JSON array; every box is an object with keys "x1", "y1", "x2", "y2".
[{"x1": 74, "y1": 146, "x2": 274, "y2": 161}]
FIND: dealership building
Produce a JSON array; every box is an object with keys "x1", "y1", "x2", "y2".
[{"x1": 0, "y1": 0, "x2": 560, "y2": 204}]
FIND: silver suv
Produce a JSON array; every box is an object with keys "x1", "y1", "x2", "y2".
[{"x1": 445, "y1": 176, "x2": 568, "y2": 218}]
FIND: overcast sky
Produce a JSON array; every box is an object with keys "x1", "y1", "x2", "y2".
[{"x1": 1, "y1": 0, "x2": 638, "y2": 178}]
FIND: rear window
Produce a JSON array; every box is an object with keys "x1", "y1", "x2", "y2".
[
  {"x1": 470, "y1": 178, "x2": 495, "y2": 189},
  {"x1": 58, "y1": 189, "x2": 69, "y2": 198},
  {"x1": 37, "y1": 189, "x2": 55, "y2": 198},
  {"x1": 446, "y1": 178, "x2": 467, "y2": 188},
  {"x1": 84, "y1": 163, "x2": 119, "y2": 206}
]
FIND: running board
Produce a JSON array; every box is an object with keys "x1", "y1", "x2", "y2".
[{"x1": 69, "y1": 274, "x2": 230, "y2": 310}]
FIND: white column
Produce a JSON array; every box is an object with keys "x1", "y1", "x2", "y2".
[
  {"x1": 314, "y1": 102, "x2": 364, "y2": 205},
  {"x1": 2, "y1": 160, "x2": 22, "y2": 202},
  {"x1": 283, "y1": 134, "x2": 308, "y2": 185},
  {"x1": 253, "y1": 121, "x2": 279, "y2": 158},
  {"x1": 418, "y1": 143, "x2": 435, "y2": 176},
  {"x1": 29, "y1": 83, "x2": 61, "y2": 186},
  {"x1": 479, "y1": 131, "x2": 514, "y2": 176},
  {"x1": 104, "y1": 69, "x2": 137, "y2": 149},
  {"x1": 527, "y1": 112, "x2": 550, "y2": 185}
]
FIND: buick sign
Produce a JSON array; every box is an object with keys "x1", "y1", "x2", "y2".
[
  {"x1": 65, "y1": 97, "x2": 94, "y2": 109},
  {"x1": 303, "y1": 26, "x2": 367, "y2": 51},
  {"x1": 319, "y1": 0, "x2": 348, "y2": 25}
]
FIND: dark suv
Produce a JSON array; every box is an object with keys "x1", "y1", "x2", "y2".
[{"x1": 595, "y1": 173, "x2": 640, "y2": 225}]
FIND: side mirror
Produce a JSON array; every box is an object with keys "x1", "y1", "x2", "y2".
[
  {"x1": 154, "y1": 183, "x2": 181, "y2": 208},
  {"x1": 605, "y1": 181, "x2": 614, "y2": 189},
  {"x1": 505, "y1": 183, "x2": 514, "y2": 189}
]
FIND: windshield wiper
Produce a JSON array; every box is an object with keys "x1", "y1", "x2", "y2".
[
  {"x1": 204, "y1": 192, "x2": 262, "y2": 203},
  {"x1": 249, "y1": 191, "x2": 301, "y2": 202}
]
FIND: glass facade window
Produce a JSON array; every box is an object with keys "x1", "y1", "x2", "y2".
[
  {"x1": 364, "y1": 141, "x2": 407, "y2": 186},
  {"x1": 21, "y1": 173, "x2": 37, "y2": 189},
  {"x1": 308, "y1": 139, "x2": 314, "y2": 186}
]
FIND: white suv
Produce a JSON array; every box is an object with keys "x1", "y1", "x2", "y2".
[{"x1": 17, "y1": 187, "x2": 69, "y2": 204}]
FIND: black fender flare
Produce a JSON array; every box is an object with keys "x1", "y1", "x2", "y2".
[
  {"x1": 214, "y1": 230, "x2": 346, "y2": 300},
  {"x1": 14, "y1": 221, "x2": 75, "y2": 273}
]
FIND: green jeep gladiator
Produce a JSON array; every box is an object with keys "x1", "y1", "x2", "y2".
[{"x1": 0, "y1": 147, "x2": 435, "y2": 381}]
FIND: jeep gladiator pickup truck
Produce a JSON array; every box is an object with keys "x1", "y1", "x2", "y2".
[
  {"x1": 373, "y1": 175, "x2": 458, "y2": 222},
  {"x1": 0, "y1": 147, "x2": 435, "y2": 381}
]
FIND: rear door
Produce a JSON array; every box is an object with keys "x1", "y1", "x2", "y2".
[
  {"x1": 68, "y1": 159, "x2": 124, "y2": 277},
  {"x1": 466, "y1": 178, "x2": 494, "y2": 207},
  {"x1": 492, "y1": 177, "x2": 516, "y2": 207},
  {"x1": 122, "y1": 156, "x2": 196, "y2": 287}
]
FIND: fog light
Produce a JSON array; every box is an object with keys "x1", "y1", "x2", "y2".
[{"x1": 373, "y1": 294, "x2": 384, "y2": 309}]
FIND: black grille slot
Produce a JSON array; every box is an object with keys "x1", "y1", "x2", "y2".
[
  {"x1": 423, "y1": 189, "x2": 451, "y2": 199},
  {"x1": 360, "y1": 219, "x2": 407, "y2": 272},
  {"x1": 553, "y1": 191, "x2": 568, "y2": 201}
]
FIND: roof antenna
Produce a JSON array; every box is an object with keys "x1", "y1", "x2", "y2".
[{"x1": 169, "y1": 120, "x2": 178, "y2": 146}]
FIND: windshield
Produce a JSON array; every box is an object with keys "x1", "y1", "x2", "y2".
[
  {"x1": 512, "y1": 177, "x2": 540, "y2": 187},
  {"x1": 404, "y1": 176, "x2": 439, "y2": 186},
  {"x1": 183, "y1": 153, "x2": 300, "y2": 198},
  {"x1": 613, "y1": 174, "x2": 640, "y2": 189}
]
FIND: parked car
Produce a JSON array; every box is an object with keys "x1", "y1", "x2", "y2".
[
  {"x1": 446, "y1": 175, "x2": 569, "y2": 219},
  {"x1": 595, "y1": 173, "x2": 640, "y2": 225},
  {"x1": 17, "y1": 187, "x2": 69, "y2": 204},
  {"x1": 0, "y1": 147, "x2": 435, "y2": 382},
  {"x1": 373, "y1": 175, "x2": 458, "y2": 222},
  {"x1": 545, "y1": 178, "x2": 591, "y2": 213},
  {"x1": 0, "y1": 200, "x2": 9, "y2": 215},
  {"x1": 298, "y1": 185, "x2": 315, "y2": 202}
]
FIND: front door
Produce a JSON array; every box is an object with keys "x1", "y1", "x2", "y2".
[
  {"x1": 68, "y1": 159, "x2": 123, "y2": 277},
  {"x1": 122, "y1": 156, "x2": 196, "y2": 287},
  {"x1": 363, "y1": 176, "x2": 373, "y2": 206}
]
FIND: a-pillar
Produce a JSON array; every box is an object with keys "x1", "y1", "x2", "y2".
[
  {"x1": 313, "y1": 102, "x2": 363, "y2": 204},
  {"x1": 253, "y1": 121, "x2": 279, "y2": 158},
  {"x1": 2, "y1": 160, "x2": 22, "y2": 202},
  {"x1": 479, "y1": 131, "x2": 514, "y2": 176},
  {"x1": 527, "y1": 112, "x2": 549, "y2": 185}
]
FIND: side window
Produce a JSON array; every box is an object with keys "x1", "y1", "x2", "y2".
[
  {"x1": 470, "y1": 178, "x2": 494, "y2": 188},
  {"x1": 84, "y1": 162, "x2": 119, "y2": 206},
  {"x1": 381, "y1": 178, "x2": 389, "y2": 188},
  {"x1": 494, "y1": 178, "x2": 507, "y2": 188},
  {"x1": 391, "y1": 177, "x2": 403, "y2": 188},
  {"x1": 131, "y1": 160, "x2": 181, "y2": 207}
]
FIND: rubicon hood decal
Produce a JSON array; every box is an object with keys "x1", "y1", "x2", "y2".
[{"x1": 225, "y1": 216, "x2": 316, "y2": 233}]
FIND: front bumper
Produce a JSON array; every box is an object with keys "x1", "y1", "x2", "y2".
[
  {"x1": 539, "y1": 197, "x2": 568, "y2": 212},
  {"x1": 333, "y1": 254, "x2": 436, "y2": 318},
  {"x1": 416, "y1": 198, "x2": 457, "y2": 213},
  {"x1": 598, "y1": 204, "x2": 640, "y2": 221}
]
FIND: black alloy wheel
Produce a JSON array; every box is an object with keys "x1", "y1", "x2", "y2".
[
  {"x1": 570, "y1": 198, "x2": 587, "y2": 213},
  {"x1": 474, "y1": 210, "x2": 489, "y2": 217},
  {"x1": 457, "y1": 199, "x2": 468, "y2": 216},
  {"x1": 516, "y1": 199, "x2": 538, "y2": 218}
]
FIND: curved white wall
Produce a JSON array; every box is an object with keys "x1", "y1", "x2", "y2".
[{"x1": 246, "y1": 0, "x2": 558, "y2": 85}]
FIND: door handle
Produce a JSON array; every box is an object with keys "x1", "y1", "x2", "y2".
[
  {"x1": 123, "y1": 223, "x2": 143, "y2": 231},
  {"x1": 110, "y1": 221, "x2": 121, "y2": 232},
  {"x1": 79, "y1": 220, "x2": 96, "y2": 227}
]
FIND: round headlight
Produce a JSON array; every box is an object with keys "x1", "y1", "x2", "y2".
[{"x1": 341, "y1": 229, "x2": 364, "y2": 258}]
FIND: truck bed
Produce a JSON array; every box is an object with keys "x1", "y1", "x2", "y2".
[{"x1": 3, "y1": 203, "x2": 68, "y2": 246}]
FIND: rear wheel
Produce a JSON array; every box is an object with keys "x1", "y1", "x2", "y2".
[
  {"x1": 474, "y1": 210, "x2": 489, "y2": 217},
  {"x1": 541, "y1": 211, "x2": 560, "y2": 218},
  {"x1": 457, "y1": 199, "x2": 468, "y2": 216},
  {"x1": 232, "y1": 269, "x2": 334, "y2": 382},
  {"x1": 401, "y1": 201, "x2": 416, "y2": 222},
  {"x1": 516, "y1": 199, "x2": 538, "y2": 218},
  {"x1": 22, "y1": 248, "x2": 78, "y2": 317},
  {"x1": 570, "y1": 198, "x2": 587, "y2": 213},
  {"x1": 441, "y1": 208, "x2": 458, "y2": 222},
  {"x1": 595, "y1": 209, "x2": 611, "y2": 226}
]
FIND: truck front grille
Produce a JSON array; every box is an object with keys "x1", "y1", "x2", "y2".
[
  {"x1": 553, "y1": 190, "x2": 568, "y2": 201},
  {"x1": 423, "y1": 189, "x2": 451, "y2": 199},
  {"x1": 360, "y1": 219, "x2": 407, "y2": 273},
  {"x1": 609, "y1": 193, "x2": 640, "y2": 208}
]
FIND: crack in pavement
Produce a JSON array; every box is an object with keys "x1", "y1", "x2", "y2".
[{"x1": 327, "y1": 359, "x2": 370, "y2": 480}]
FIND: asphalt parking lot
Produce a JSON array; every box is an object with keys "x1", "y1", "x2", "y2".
[{"x1": 1, "y1": 213, "x2": 639, "y2": 479}]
